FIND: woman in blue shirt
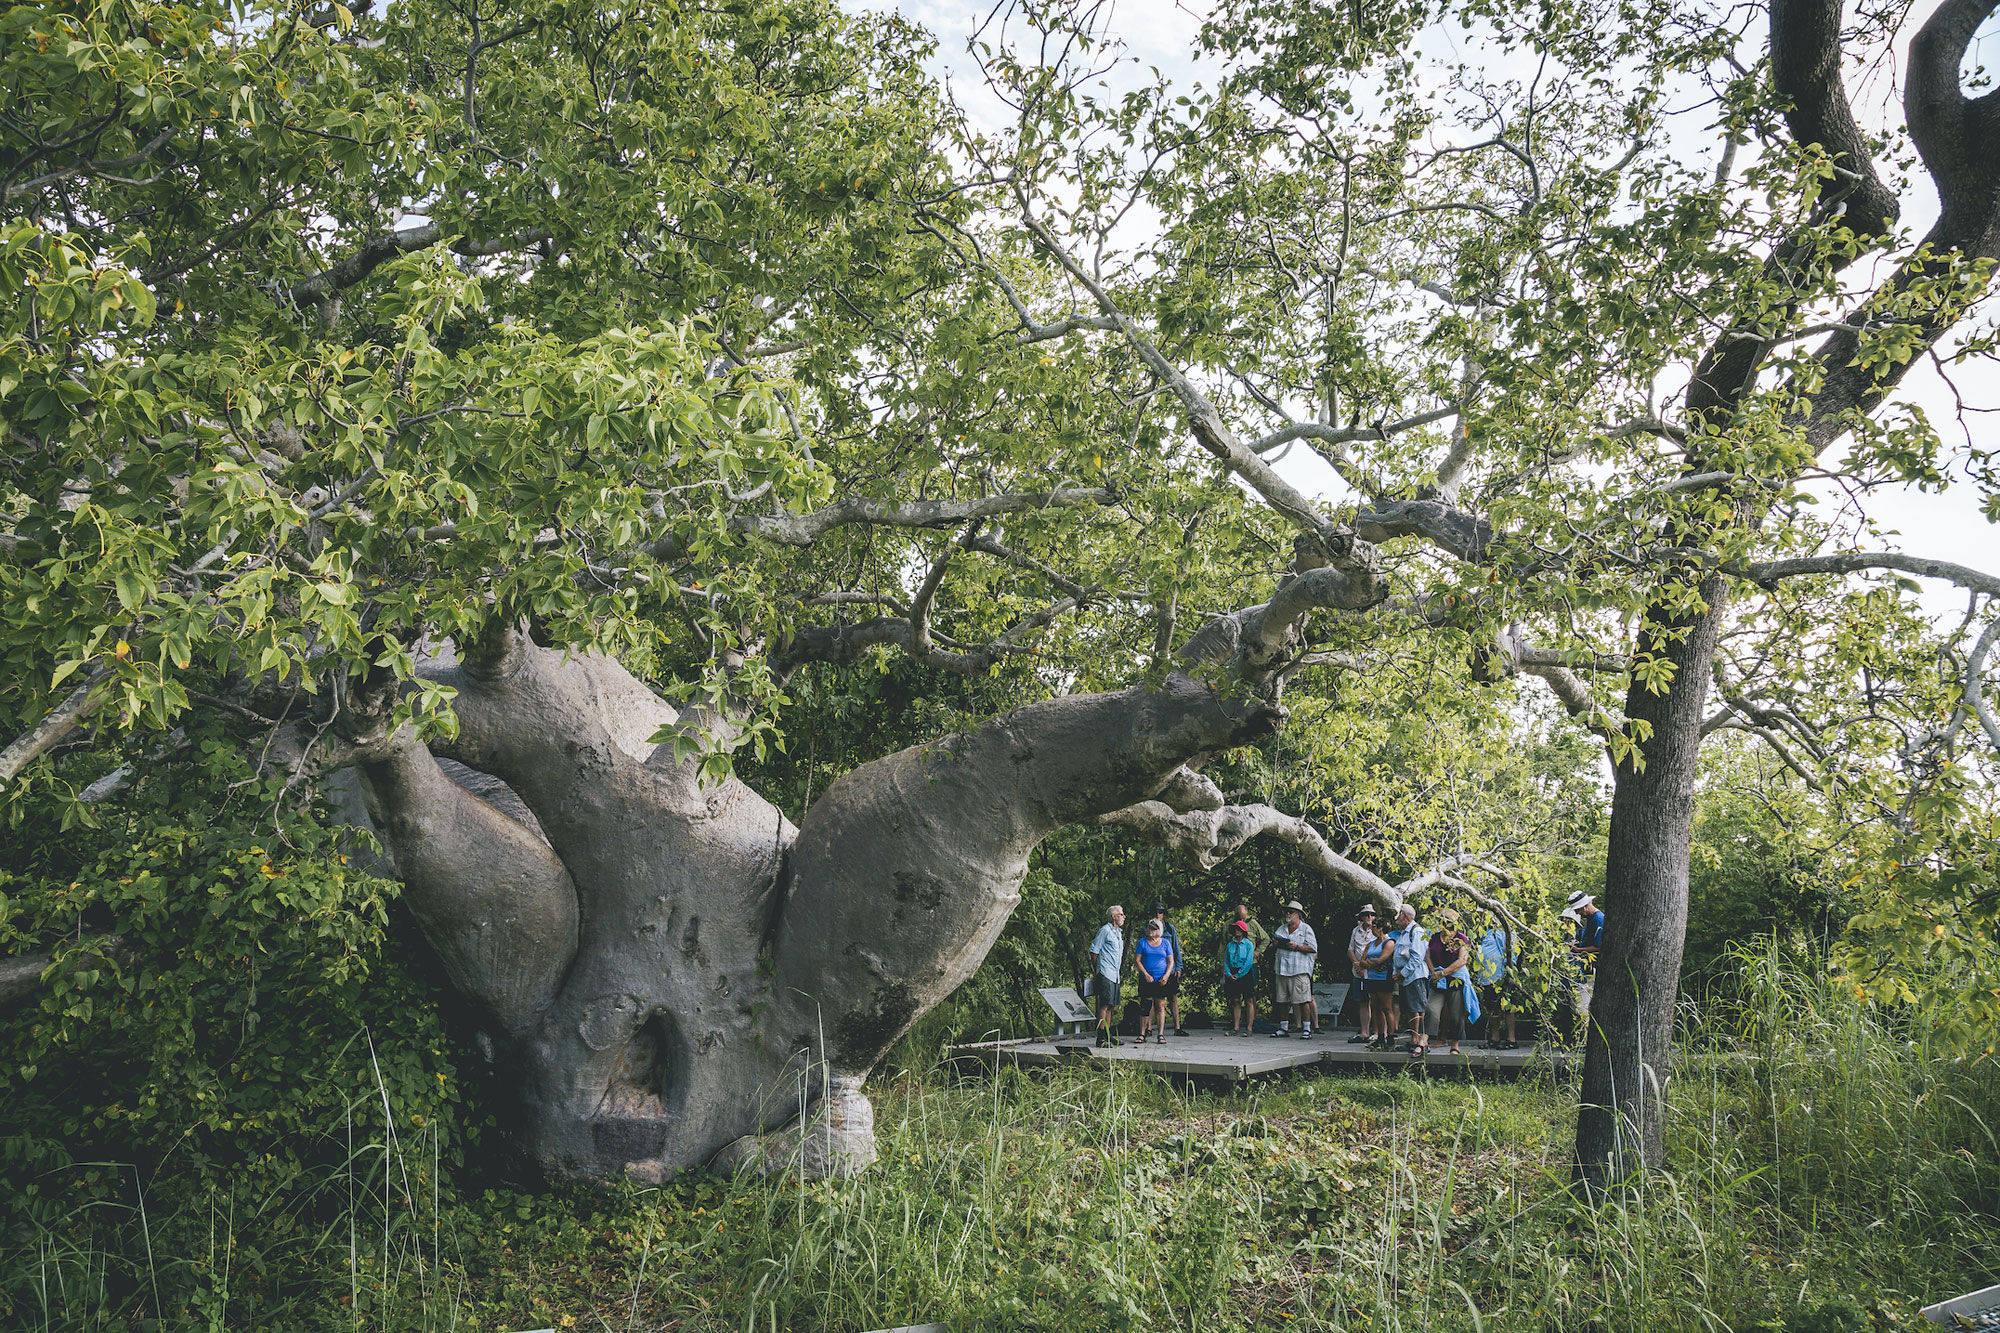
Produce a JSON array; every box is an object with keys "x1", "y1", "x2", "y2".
[
  {"x1": 1362, "y1": 917, "x2": 1397, "y2": 1050},
  {"x1": 1134, "y1": 920, "x2": 1177, "y2": 1045}
]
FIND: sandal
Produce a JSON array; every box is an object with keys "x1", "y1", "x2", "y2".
[{"x1": 1409, "y1": 1044, "x2": 1429, "y2": 1059}]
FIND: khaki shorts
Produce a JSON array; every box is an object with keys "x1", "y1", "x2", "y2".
[{"x1": 1274, "y1": 973, "x2": 1312, "y2": 1005}]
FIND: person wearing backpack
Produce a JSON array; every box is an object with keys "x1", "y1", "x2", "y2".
[
  {"x1": 1220, "y1": 920, "x2": 1260, "y2": 1035},
  {"x1": 1473, "y1": 921, "x2": 1521, "y2": 1050},
  {"x1": 1426, "y1": 907, "x2": 1476, "y2": 1057}
]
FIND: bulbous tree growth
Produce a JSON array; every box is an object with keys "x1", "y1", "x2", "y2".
[
  {"x1": 333, "y1": 559, "x2": 1382, "y2": 1180},
  {"x1": 4, "y1": 0, "x2": 1999, "y2": 1199}
]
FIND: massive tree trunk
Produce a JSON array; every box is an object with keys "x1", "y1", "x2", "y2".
[{"x1": 338, "y1": 558, "x2": 1381, "y2": 1182}]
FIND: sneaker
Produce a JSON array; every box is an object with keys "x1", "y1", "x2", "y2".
[{"x1": 1347, "y1": 1034, "x2": 1369, "y2": 1044}]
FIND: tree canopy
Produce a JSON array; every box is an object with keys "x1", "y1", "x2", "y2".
[{"x1": 4, "y1": 0, "x2": 1998, "y2": 1192}]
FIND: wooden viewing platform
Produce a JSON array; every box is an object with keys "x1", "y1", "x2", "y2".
[{"x1": 948, "y1": 1026, "x2": 1549, "y2": 1083}]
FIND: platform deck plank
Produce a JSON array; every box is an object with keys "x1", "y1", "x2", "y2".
[{"x1": 948, "y1": 1027, "x2": 1544, "y2": 1080}]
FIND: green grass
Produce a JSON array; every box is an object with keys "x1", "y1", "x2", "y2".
[{"x1": 7, "y1": 966, "x2": 1997, "y2": 1331}]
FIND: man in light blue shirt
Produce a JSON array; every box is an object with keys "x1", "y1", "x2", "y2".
[
  {"x1": 1089, "y1": 905, "x2": 1126, "y2": 1047},
  {"x1": 1390, "y1": 905, "x2": 1432, "y2": 1056}
]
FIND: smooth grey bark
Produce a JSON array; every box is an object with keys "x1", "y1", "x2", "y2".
[{"x1": 331, "y1": 553, "x2": 1384, "y2": 1183}]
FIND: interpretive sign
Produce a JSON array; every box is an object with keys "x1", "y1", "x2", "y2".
[{"x1": 1037, "y1": 986, "x2": 1093, "y2": 1033}]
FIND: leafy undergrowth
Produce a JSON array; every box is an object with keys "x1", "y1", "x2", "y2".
[{"x1": 9, "y1": 1051, "x2": 1995, "y2": 1331}]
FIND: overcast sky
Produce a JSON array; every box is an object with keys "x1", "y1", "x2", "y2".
[{"x1": 847, "y1": 0, "x2": 1998, "y2": 616}]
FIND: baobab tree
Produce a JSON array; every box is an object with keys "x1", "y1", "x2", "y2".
[{"x1": 3, "y1": 0, "x2": 1997, "y2": 1189}]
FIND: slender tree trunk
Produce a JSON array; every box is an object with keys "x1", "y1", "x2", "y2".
[{"x1": 1574, "y1": 577, "x2": 1728, "y2": 1188}]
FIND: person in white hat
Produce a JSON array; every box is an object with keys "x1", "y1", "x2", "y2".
[
  {"x1": 1270, "y1": 900, "x2": 1318, "y2": 1037},
  {"x1": 1563, "y1": 891, "x2": 1604, "y2": 1020}
]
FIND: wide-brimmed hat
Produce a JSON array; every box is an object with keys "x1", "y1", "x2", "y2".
[
  {"x1": 1565, "y1": 891, "x2": 1595, "y2": 911},
  {"x1": 1283, "y1": 899, "x2": 1305, "y2": 913}
]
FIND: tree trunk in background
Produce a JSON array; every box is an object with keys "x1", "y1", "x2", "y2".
[{"x1": 1575, "y1": 578, "x2": 1728, "y2": 1188}]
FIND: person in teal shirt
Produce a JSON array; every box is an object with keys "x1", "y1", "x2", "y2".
[{"x1": 1220, "y1": 920, "x2": 1259, "y2": 1035}]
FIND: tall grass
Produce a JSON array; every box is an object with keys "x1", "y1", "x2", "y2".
[
  {"x1": 1696, "y1": 941, "x2": 2000, "y2": 1284},
  {"x1": 6, "y1": 954, "x2": 1994, "y2": 1331},
  {"x1": 7, "y1": 1063, "x2": 467, "y2": 1332}
]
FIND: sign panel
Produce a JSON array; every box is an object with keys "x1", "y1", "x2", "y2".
[
  {"x1": 1037, "y1": 986, "x2": 1093, "y2": 1024},
  {"x1": 1312, "y1": 982, "x2": 1350, "y2": 1016}
]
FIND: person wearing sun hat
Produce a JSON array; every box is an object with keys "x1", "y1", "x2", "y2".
[
  {"x1": 1425, "y1": 907, "x2": 1474, "y2": 1056},
  {"x1": 1346, "y1": 905, "x2": 1380, "y2": 1043},
  {"x1": 1563, "y1": 890, "x2": 1605, "y2": 1020},
  {"x1": 1270, "y1": 900, "x2": 1318, "y2": 1037}
]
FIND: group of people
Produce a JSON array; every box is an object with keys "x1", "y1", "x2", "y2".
[
  {"x1": 1083, "y1": 889, "x2": 1607, "y2": 1052},
  {"x1": 1087, "y1": 899, "x2": 1312, "y2": 1046}
]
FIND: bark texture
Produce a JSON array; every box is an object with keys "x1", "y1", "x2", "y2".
[
  {"x1": 332, "y1": 546, "x2": 1383, "y2": 1183},
  {"x1": 1570, "y1": 0, "x2": 1999, "y2": 1189},
  {"x1": 1575, "y1": 579, "x2": 1727, "y2": 1186}
]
